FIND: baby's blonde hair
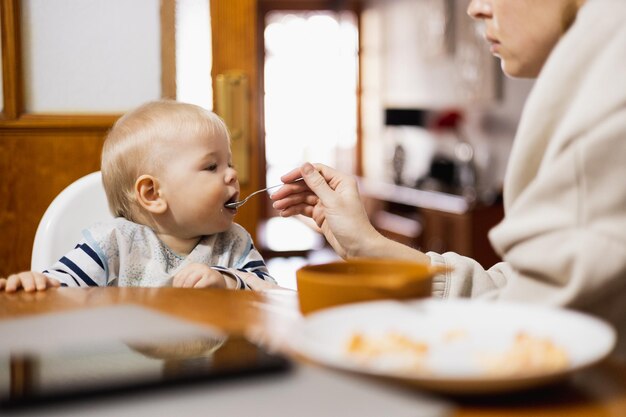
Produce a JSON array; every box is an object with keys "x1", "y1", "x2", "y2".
[{"x1": 101, "y1": 100, "x2": 229, "y2": 221}]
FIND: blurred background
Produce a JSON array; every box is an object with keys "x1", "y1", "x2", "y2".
[{"x1": 0, "y1": 0, "x2": 536, "y2": 289}]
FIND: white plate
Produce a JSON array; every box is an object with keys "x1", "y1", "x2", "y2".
[{"x1": 286, "y1": 299, "x2": 616, "y2": 394}]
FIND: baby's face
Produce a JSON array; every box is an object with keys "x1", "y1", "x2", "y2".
[{"x1": 157, "y1": 130, "x2": 240, "y2": 238}]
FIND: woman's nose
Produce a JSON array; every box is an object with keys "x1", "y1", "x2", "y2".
[{"x1": 467, "y1": 0, "x2": 492, "y2": 19}]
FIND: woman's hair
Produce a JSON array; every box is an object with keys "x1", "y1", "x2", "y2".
[
  {"x1": 101, "y1": 100, "x2": 229, "y2": 221},
  {"x1": 562, "y1": 1, "x2": 582, "y2": 33}
]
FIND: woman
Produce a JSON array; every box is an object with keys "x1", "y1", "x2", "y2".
[{"x1": 271, "y1": 0, "x2": 626, "y2": 342}]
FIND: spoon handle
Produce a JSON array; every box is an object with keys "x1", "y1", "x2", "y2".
[
  {"x1": 226, "y1": 177, "x2": 304, "y2": 209},
  {"x1": 262, "y1": 177, "x2": 304, "y2": 193}
]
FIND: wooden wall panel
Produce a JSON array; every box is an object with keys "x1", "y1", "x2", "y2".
[{"x1": 0, "y1": 129, "x2": 107, "y2": 276}]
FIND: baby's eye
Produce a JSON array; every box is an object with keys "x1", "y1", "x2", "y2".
[
  {"x1": 205, "y1": 164, "x2": 218, "y2": 172},
  {"x1": 228, "y1": 162, "x2": 235, "y2": 169}
]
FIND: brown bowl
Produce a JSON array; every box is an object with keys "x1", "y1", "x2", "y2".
[{"x1": 296, "y1": 258, "x2": 445, "y2": 315}]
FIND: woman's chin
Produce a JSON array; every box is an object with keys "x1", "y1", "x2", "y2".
[{"x1": 501, "y1": 59, "x2": 542, "y2": 79}]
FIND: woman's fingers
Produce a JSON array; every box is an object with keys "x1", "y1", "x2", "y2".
[
  {"x1": 270, "y1": 181, "x2": 311, "y2": 201},
  {"x1": 300, "y1": 163, "x2": 336, "y2": 202},
  {"x1": 272, "y1": 191, "x2": 317, "y2": 210},
  {"x1": 277, "y1": 203, "x2": 316, "y2": 218},
  {"x1": 279, "y1": 166, "x2": 305, "y2": 184}
]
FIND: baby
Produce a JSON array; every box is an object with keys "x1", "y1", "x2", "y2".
[{"x1": 0, "y1": 100, "x2": 277, "y2": 292}]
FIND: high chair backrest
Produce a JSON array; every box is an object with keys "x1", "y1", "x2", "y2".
[{"x1": 31, "y1": 171, "x2": 114, "y2": 272}]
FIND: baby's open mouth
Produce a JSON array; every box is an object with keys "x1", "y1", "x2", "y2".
[{"x1": 224, "y1": 193, "x2": 239, "y2": 208}]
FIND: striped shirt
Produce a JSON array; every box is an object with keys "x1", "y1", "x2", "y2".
[{"x1": 42, "y1": 218, "x2": 275, "y2": 289}]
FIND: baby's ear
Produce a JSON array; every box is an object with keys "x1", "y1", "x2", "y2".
[{"x1": 135, "y1": 175, "x2": 167, "y2": 214}]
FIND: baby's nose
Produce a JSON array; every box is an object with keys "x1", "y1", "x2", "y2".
[{"x1": 225, "y1": 167, "x2": 238, "y2": 184}]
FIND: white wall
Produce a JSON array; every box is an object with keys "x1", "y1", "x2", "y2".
[
  {"x1": 176, "y1": 0, "x2": 213, "y2": 110},
  {"x1": 21, "y1": 0, "x2": 161, "y2": 113}
]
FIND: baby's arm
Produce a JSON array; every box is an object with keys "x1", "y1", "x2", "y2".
[
  {"x1": 207, "y1": 225, "x2": 281, "y2": 291},
  {"x1": 233, "y1": 271, "x2": 280, "y2": 291},
  {"x1": 0, "y1": 271, "x2": 61, "y2": 293},
  {"x1": 170, "y1": 262, "x2": 280, "y2": 291},
  {"x1": 214, "y1": 256, "x2": 280, "y2": 291},
  {"x1": 44, "y1": 240, "x2": 108, "y2": 287},
  {"x1": 206, "y1": 265, "x2": 280, "y2": 290},
  {"x1": 0, "y1": 236, "x2": 106, "y2": 292},
  {"x1": 234, "y1": 245, "x2": 279, "y2": 287}
]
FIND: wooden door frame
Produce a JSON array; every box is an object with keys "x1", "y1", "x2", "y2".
[{"x1": 210, "y1": 0, "x2": 263, "y2": 241}]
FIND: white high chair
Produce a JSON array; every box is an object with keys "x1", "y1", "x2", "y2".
[{"x1": 31, "y1": 171, "x2": 114, "y2": 272}]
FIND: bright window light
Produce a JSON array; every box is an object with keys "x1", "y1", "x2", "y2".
[{"x1": 264, "y1": 11, "x2": 359, "y2": 187}]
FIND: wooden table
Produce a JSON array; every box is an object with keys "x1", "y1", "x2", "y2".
[{"x1": 2, "y1": 287, "x2": 626, "y2": 417}]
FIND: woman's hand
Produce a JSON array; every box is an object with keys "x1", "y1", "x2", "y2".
[
  {"x1": 271, "y1": 162, "x2": 382, "y2": 259},
  {"x1": 0, "y1": 271, "x2": 61, "y2": 292},
  {"x1": 172, "y1": 263, "x2": 233, "y2": 289}
]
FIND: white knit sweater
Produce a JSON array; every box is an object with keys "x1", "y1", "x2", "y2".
[{"x1": 429, "y1": 0, "x2": 626, "y2": 354}]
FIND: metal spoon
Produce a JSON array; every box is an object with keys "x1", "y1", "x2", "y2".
[{"x1": 225, "y1": 178, "x2": 304, "y2": 209}]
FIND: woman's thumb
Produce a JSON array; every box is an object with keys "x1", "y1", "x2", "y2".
[{"x1": 301, "y1": 162, "x2": 334, "y2": 201}]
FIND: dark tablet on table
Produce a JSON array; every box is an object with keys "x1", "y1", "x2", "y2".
[{"x1": 0, "y1": 333, "x2": 291, "y2": 410}]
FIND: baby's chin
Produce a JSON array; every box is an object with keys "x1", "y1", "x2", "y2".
[{"x1": 205, "y1": 220, "x2": 234, "y2": 236}]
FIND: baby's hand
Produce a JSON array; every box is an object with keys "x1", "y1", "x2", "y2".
[
  {"x1": 0, "y1": 271, "x2": 61, "y2": 293},
  {"x1": 172, "y1": 263, "x2": 233, "y2": 289}
]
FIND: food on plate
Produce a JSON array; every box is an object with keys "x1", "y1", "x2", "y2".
[
  {"x1": 346, "y1": 331, "x2": 430, "y2": 372},
  {"x1": 442, "y1": 328, "x2": 468, "y2": 343},
  {"x1": 344, "y1": 330, "x2": 569, "y2": 377},
  {"x1": 480, "y1": 332, "x2": 569, "y2": 376},
  {"x1": 347, "y1": 332, "x2": 429, "y2": 356}
]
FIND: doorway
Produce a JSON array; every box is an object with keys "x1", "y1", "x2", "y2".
[{"x1": 258, "y1": 3, "x2": 360, "y2": 288}]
